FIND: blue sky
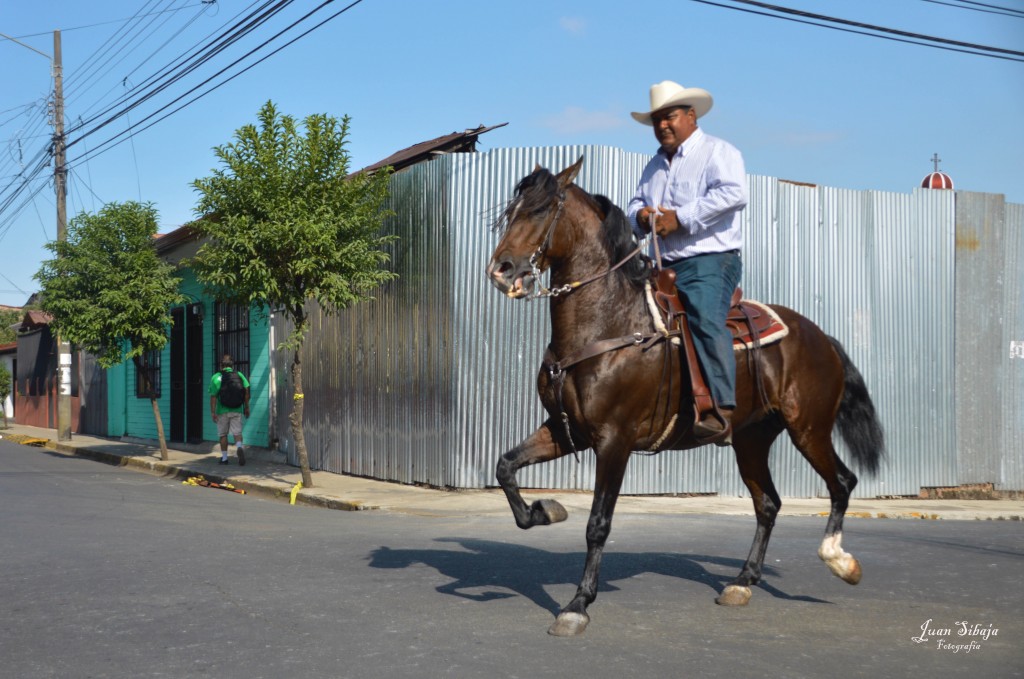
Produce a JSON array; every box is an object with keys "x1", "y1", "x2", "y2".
[{"x1": 2, "y1": 0, "x2": 1022, "y2": 307}]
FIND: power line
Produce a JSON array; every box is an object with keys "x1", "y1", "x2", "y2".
[
  {"x1": 0, "y1": 0, "x2": 369, "y2": 229},
  {"x1": 921, "y1": 0, "x2": 1024, "y2": 19},
  {"x1": 0, "y1": 0, "x2": 273, "y2": 226},
  {"x1": 0, "y1": 269, "x2": 31, "y2": 296},
  {"x1": 7, "y1": 2, "x2": 214, "y2": 39},
  {"x1": 692, "y1": 0, "x2": 1024, "y2": 62},
  {"x1": 928, "y1": 0, "x2": 1024, "y2": 18},
  {"x1": 65, "y1": 0, "x2": 293, "y2": 140},
  {"x1": 67, "y1": 0, "x2": 367, "y2": 168},
  {"x1": 65, "y1": 0, "x2": 180, "y2": 104}
]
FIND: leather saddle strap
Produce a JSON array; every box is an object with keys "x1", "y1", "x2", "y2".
[
  {"x1": 677, "y1": 310, "x2": 715, "y2": 423},
  {"x1": 654, "y1": 269, "x2": 715, "y2": 424}
]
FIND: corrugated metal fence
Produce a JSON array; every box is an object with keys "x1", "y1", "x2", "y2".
[{"x1": 272, "y1": 145, "x2": 1022, "y2": 497}]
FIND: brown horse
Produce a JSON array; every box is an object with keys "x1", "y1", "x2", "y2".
[{"x1": 486, "y1": 158, "x2": 885, "y2": 636}]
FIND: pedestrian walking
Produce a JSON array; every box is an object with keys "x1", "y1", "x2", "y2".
[{"x1": 209, "y1": 354, "x2": 250, "y2": 465}]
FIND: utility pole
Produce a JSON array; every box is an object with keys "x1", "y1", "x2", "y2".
[
  {"x1": 53, "y1": 30, "x2": 72, "y2": 442},
  {"x1": 0, "y1": 29, "x2": 71, "y2": 439}
]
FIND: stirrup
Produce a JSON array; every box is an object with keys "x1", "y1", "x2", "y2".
[{"x1": 692, "y1": 407, "x2": 733, "y2": 447}]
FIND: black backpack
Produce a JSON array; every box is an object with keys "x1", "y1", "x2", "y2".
[{"x1": 218, "y1": 370, "x2": 246, "y2": 408}]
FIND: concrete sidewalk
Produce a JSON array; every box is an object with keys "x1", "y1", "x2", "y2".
[{"x1": 2, "y1": 423, "x2": 1022, "y2": 521}]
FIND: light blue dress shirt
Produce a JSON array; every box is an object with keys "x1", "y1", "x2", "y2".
[{"x1": 627, "y1": 128, "x2": 748, "y2": 261}]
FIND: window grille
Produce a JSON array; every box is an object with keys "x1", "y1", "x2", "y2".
[
  {"x1": 135, "y1": 348, "x2": 161, "y2": 398},
  {"x1": 214, "y1": 302, "x2": 250, "y2": 378}
]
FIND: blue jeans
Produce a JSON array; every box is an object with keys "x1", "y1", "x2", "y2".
[{"x1": 668, "y1": 251, "x2": 742, "y2": 408}]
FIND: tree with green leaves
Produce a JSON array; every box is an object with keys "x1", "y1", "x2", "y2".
[
  {"x1": 34, "y1": 201, "x2": 186, "y2": 459},
  {"x1": 190, "y1": 101, "x2": 396, "y2": 488},
  {"x1": 0, "y1": 308, "x2": 21, "y2": 344}
]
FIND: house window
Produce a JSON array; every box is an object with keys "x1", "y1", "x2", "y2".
[
  {"x1": 135, "y1": 348, "x2": 161, "y2": 398},
  {"x1": 214, "y1": 302, "x2": 250, "y2": 377}
]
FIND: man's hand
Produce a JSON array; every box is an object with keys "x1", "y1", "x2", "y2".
[
  {"x1": 637, "y1": 206, "x2": 655, "y2": 233},
  {"x1": 211, "y1": 412, "x2": 218, "y2": 423},
  {"x1": 637, "y1": 206, "x2": 680, "y2": 237},
  {"x1": 652, "y1": 207, "x2": 680, "y2": 237}
]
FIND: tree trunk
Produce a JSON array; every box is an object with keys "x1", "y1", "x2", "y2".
[
  {"x1": 289, "y1": 314, "x2": 314, "y2": 488},
  {"x1": 150, "y1": 396, "x2": 168, "y2": 461}
]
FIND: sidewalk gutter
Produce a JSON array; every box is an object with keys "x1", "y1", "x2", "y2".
[{"x1": 2, "y1": 426, "x2": 1023, "y2": 521}]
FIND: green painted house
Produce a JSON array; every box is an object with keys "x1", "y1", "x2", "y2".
[{"x1": 104, "y1": 224, "x2": 272, "y2": 451}]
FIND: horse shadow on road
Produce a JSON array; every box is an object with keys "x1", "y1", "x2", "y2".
[{"x1": 367, "y1": 537, "x2": 827, "y2": 616}]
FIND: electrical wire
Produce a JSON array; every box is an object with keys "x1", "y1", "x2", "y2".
[
  {"x1": 65, "y1": 0, "x2": 198, "y2": 111},
  {"x1": 692, "y1": 0, "x2": 1024, "y2": 62},
  {"x1": 8, "y1": 3, "x2": 214, "y2": 39},
  {"x1": 926, "y1": 0, "x2": 1024, "y2": 18},
  {"x1": 67, "y1": 0, "x2": 367, "y2": 167},
  {"x1": 65, "y1": 0, "x2": 291, "y2": 139}
]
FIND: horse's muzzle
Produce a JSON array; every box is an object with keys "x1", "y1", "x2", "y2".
[{"x1": 487, "y1": 258, "x2": 534, "y2": 298}]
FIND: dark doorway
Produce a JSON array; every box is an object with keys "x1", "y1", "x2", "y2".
[
  {"x1": 169, "y1": 304, "x2": 205, "y2": 444},
  {"x1": 170, "y1": 308, "x2": 184, "y2": 442},
  {"x1": 185, "y1": 304, "x2": 204, "y2": 443}
]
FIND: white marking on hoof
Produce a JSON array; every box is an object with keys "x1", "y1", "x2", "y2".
[
  {"x1": 548, "y1": 612, "x2": 590, "y2": 637},
  {"x1": 818, "y1": 532, "x2": 862, "y2": 585},
  {"x1": 715, "y1": 585, "x2": 752, "y2": 606}
]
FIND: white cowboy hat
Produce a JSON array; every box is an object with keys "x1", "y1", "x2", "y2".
[{"x1": 631, "y1": 80, "x2": 713, "y2": 125}]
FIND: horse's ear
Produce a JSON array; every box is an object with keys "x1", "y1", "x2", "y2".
[{"x1": 556, "y1": 156, "x2": 584, "y2": 190}]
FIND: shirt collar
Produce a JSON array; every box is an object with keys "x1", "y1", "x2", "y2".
[
  {"x1": 677, "y1": 127, "x2": 705, "y2": 159},
  {"x1": 659, "y1": 126, "x2": 705, "y2": 161}
]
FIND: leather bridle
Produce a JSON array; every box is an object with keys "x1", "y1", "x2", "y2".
[{"x1": 524, "y1": 188, "x2": 645, "y2": 299}]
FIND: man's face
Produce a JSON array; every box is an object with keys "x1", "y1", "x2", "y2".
[{"x1": 652, "y1": 106, "x2": 697, "y2": 154}]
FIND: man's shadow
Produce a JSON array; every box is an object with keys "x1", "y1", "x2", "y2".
[{"x1": 368, "y1": 537, "x2": 826, "y2": 616}]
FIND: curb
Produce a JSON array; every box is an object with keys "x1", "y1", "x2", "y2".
[
  {"x1": 17, "y1": 436, "x2": 371, "y2": 512},
  {"x1": 5, "y1": 431, "x2": 1024, "y2": 520}
]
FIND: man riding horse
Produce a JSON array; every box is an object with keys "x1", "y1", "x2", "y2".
[{"x1": 628, "y1": 80, "x2": 747, "y2": 445}]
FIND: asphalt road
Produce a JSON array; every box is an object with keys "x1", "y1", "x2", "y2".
[{"x1": 1, "y1": 439, "x2": 1021, "y2": 679}]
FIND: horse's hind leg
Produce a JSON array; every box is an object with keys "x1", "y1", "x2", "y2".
[
  {"x1": 718, "y1": 427, "x2": 783, "y2": 606},
  {"x1": 548, "y1": 446, "x2": 630, "y2": 637},
  {"x1": 496, "y1": 417, "x2": 573, "y2": 529},
  {"x1": 791, "y1": 428, "x2": 862, "y2": 585}
]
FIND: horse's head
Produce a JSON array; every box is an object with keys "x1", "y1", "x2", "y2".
[{"x1": 486, "y1": 157, "x2": 584, "y2": 298}]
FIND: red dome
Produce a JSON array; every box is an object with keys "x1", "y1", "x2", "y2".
[{"x1": 921, "y1": 171, "x2": 954, "y2": 190}]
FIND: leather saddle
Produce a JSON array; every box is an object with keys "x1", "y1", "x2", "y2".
[
  {"x1": 652, "y1": 269, "x2": 786, "y2": 437},
  {"x1": 652, "y1": 269, "x2": 785, "y2": 351}
]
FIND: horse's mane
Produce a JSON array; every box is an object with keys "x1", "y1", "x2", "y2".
[
  {"x1": 494, "y1": 167, "x2": 560, "y2": 234},
  {"x1": 495, "y1": 167, "x2": 650, "y2": 289}
]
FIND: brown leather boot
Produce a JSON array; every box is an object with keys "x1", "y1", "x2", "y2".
[{"x1": 693, "y1": 407, "x2": 734, "y2": 447}]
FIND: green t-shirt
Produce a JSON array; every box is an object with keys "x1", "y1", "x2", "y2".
[{"x1": 209, "y1": 368, "x2": 250, "y2": 414}]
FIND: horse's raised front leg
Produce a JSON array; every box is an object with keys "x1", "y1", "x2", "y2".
[
  {"x1": 548, "y1": 446, "x2": 630, "y2": 637},
  {"x1": 495, "y1": 418, "x2": 572, "y2": 529},
  {"x1": 718, "y1": 427, "x2": 782, "y2": 606}
]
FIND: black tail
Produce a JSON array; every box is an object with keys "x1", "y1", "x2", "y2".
[{"x1": 829, "y1": 337, "x2": 885, "y2": 476}]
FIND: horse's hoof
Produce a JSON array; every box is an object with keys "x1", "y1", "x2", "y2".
[
  {"x1": 548, "y1": 612, "x2": 590, "y2": 637},
  {"x1": 715, "y1": 585, "x2": 752, "y2": 606},
  {"x1": 824, "y1": 555, "x2": 862, "y2": 585},
  {"x1": 818, "y1": 533, "x2": 861, "y2": 584},
  {"x1": 533, "y1": 499, "x2": 568, "y2": 524}
]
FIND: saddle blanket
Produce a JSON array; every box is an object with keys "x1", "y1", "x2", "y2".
[
  {"x1": 728, "y1": 300, "x2": 788, "y2": 350},
  {"x1": 644, "y1": 281, "x2": 788, "y2": 350}
]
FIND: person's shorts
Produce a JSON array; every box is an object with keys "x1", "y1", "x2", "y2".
[{"x1": 217, "y1": 411, "x2": 243, "y2": 439}]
